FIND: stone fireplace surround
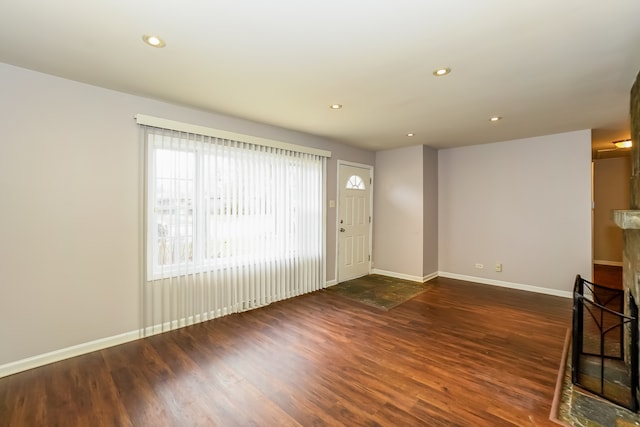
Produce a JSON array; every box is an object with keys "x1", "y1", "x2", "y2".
[
  {"x1": 613, "y1": 210, "x2": 640, "y2": 302},
  {"x1": 613, "y1": 68, "x2": 640, "y2": 400}
]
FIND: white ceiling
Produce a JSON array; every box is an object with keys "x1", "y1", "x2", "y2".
[{"x1": 1, "y1": 0, "x2": 640, "y2": 152}]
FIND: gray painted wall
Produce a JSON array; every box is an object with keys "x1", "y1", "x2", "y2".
[
  {"x1": 423, "y1": 146, "x2": 438, "y2": 276},
  {"x1": 373, "y1": 145, "x2": 435, "y2": 279},
  {"x1": 438, "y1": 130, "x2": 593, "y2": 293}
]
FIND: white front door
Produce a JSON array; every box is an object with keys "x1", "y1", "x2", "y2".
[{"x1": 338, "y1": 163, "x2": 372, "y2": 282}]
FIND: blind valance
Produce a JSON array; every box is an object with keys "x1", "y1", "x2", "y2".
[{"x1": 135, "y1": 114, "x2": 331, "y2": 158}]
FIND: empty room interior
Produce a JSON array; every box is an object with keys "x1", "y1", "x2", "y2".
[{"x1": 2, "y1": 1, "x2": 640, "y2": 426}]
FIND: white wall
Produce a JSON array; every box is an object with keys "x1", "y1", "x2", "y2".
[
  {"x1": 593, "y1": 156, "x2": 631, "y2": 264},
  {"x1": 373, "y1": 145, "x2": 437, "y2": 280},
  {"x1": 438, "y1": 130, "x2": 592, "y2": 295},
  {"x1": 0, "y1": 62, "x2": 374, "y2": 369}
]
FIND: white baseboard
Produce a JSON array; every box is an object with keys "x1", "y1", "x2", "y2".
[
  {"x1": 423, "y1": 271, "x2": 439, "y2": 282},
  {"x1": 372, "y1": 268, "x2": 438, "y2": 283},
  {"x1": 437, "y1": 271, "x2": 572, "y2": 299},
  {"x1": 593, "y1": 260, "x2": 623, "y2": 267},
  {"x1": 0, "y1": 330, "x2": 141, "y2": 379},
  {"x1": 325, "y1": 279, "x2": 338, "y2": 287}
]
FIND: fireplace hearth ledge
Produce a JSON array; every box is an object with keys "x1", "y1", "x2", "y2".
[
  {"x1": 613, "y1": 210, "x2": 640, "y2": 230},
  {"x1": 613, "y1": 209, "x2": 640, "y2": 302}
]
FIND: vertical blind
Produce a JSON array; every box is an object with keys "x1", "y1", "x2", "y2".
[{"x1": 139, "y1": 118, "x2": 328, "y2": 335}]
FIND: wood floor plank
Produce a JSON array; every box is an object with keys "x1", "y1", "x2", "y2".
[{"x1": 0, "y1": 276, "x2": 571, "y2": 426}]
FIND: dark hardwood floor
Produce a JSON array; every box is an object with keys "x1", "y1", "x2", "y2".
[
  {"x1": 593, "y1": 263, "x2": 623, "y2": 289},
  {"x1": 0, "y1": 277, "x2": 572, "y2": 426}
]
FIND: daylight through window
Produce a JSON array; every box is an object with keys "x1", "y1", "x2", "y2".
[
  {"x1": 147, "y1": 129, "x2": 324, "y2": 278},
  {"x1": 346, "y1": 174, "x2": 365, "y2": 190}
]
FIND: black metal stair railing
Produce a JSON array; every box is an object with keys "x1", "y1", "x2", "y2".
[{"x1": 572, "y1": 274, "x2": 639, "y2": 411}]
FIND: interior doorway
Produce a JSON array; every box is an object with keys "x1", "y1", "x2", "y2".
[
  {"x1": 337, "y1": 161, "x2": 373, "y2": 283},
  {"x1": 592, "y1": 156, "x2": 630, "y2": 266},
  {"x1": 592, "y1": 154, "x2": 630, "y2": 289}
]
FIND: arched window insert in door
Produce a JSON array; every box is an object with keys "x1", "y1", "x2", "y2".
[{"x1": 346, "y1": 175, "x2": 366, "y2": 190}]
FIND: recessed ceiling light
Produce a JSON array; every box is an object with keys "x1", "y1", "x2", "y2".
[
  {"x1": 489, "y1": 116, "x2": 502, "y2": 122},
  {"x1": 142, "y1": 35, "x2": 166, "y2": 48},
  {"x1": 433, "y1": 68, "x2": 451, "y2": 77},
  {"x1": 407, "y1": 133, "x2": 415, "y2": 137},
  {"x1": 330, "y1": 104, "x2": 342, "y2": 110}
]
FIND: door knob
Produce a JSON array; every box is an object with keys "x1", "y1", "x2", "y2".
[{"x1": 340, "y1": 228, "x2": 345, "y2": 232}]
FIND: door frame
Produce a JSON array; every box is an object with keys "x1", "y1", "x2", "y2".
[{"x1": 335, "y1": 160, "x2": 374, "y2": 284}]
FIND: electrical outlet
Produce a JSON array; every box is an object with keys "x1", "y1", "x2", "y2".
[
  {"x1": 475, "y1": 263, "x2": 484, "y2": 269},
  {"x1": 495, "y1": 263, "x2": 502, "y2": 272}
]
